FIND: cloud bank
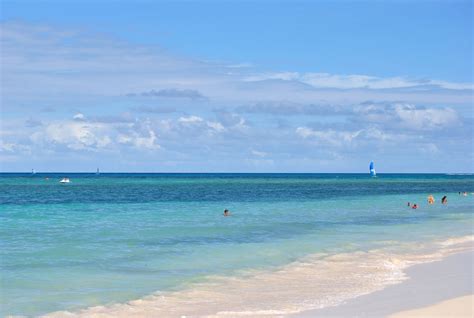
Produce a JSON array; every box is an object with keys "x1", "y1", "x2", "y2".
[{"x1": 1, "y1": 22, "x2": 472, "y2": 172}]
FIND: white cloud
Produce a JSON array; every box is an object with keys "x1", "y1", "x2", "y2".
[
  {"x1": 177, "y1": 116, "x2": 226, "y2": 133},
  {"x1": 1, "y1": 21, "x2": 225, "y2": 99},
  {"x1": 2, "y1": 21, "x2": 472, "y2": 110},
  {"x1": 73, "y1": 113, "x2": 85, "y2": 121},
  {"x1": 226, "y1": 62, "x2": 253, "y2": 68},
  {"x1": 1, "y1": 22, "x2": 473, "y2": 172},
  {"x1": 30, "y1": 120, "x2": 161, "y2": 151},
  {"x1": 244, "y1": 72, "x2": 299, "y2": 82},
  {"x1": 244, "y1": 72, "x2": 473, "y2": 91},
  {"x1": 251, "y1": 149, "x2": 267, "y2": 157},
  {"x1": 37, "y1": 121, "x2": 113, "y2": 150},
  {"x1": 393, "y1": 105, "x2": 459, "y2": 130},
  {"x1": 295, "y1": 126, "x2": 400, "y2": 148},
  {"x1": 207, "y1": 121, "x2": 225, "y2": 132},
  {"x1": 215, "y1": 112, "x2": 247, "y2": 130},
  {"x1": 296, "y1": 127, "x2": 363, "y2": 147},
  {"x1": 356, "y1": 103, "x2": 461, "y2": 131},
  {"x1": 178, "y1": 116, "x2": 204, "y2": 124},
  {"x1": 0, "y1": 141, "x2": 31, "y2": 153},
  {"x1": 117, "y1": 129, "x2": 160, "y2": 150}
]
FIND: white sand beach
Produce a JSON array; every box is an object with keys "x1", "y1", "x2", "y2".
[
  {"x1": 294, "y1": 249, "x2": 473, "y2": 317},
  {"x1": 389, "y1": 295, "x2": 473, "y2": 318}
]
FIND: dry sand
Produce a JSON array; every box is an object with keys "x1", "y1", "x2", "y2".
[{"x1": 389, "y1": 294, "x2": 473, "y2": 318}]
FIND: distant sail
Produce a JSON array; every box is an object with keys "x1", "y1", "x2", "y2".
[
  {"x1": 96, "y1": 168, "x2": 100, "y2": 175},
  {"x1": 369, "y1": 161, "x2": 376, "y2": 177},
  {"x1": 31, "y1": 169, "x2": 36, "y2": 175}
]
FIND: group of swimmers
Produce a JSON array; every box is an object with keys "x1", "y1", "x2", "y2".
[
  {"x1": 225, "y1": 192, "x2": 468, "y2": 215},
  {"x1": 408, "y1": 194, "x2": 448, "y2": 209}
]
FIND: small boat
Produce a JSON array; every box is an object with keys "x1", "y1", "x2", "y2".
[
  {"x1": 369, "y1": 161, "x2": 377, "y2": 177},
  {"x1": 96, "y1": 168, "x2": 100, "y2": 175},
  {"x1": 59, "y1": 177, "x2": 71, "y2": 184}
]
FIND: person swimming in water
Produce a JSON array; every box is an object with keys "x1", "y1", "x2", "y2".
[
  {"x1": 427, "y1": 195, "x2": 435, "y2": 204},
  {"x1": 441, "y1": 196, "x2": 447, "y2": 204},
  {"x1": 407, "y1": 202, "x2": 411, "y2": 207},
  {"x1": 412, "y1": 204, "x2": 418, "y2": 209},
  {"x1": 223, "y1": 209, "x2": 231, "y2": 216}
]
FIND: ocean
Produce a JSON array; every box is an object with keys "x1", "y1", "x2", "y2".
[{"x1": 1, "y1": 173, "x2": 473, "y2": 317}]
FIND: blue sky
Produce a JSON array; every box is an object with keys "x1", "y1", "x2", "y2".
[{"x1": 1, "y1": 0, "x2": 473, "y2": 172}]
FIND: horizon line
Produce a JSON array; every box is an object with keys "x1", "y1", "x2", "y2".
[{"x1": 1, "y1": 172, "x2": 473, "y2": 175}]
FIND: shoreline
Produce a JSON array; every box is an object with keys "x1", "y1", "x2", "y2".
[
  {"x1": 40, "y1": 236, "x2": 473, "y2": 317},
  {"x1": 294, "y1": 248, "x2": 473, "y2": 317}
]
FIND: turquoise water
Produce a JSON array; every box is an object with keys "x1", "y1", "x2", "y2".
[{"x1": 1, "y1": 173, "x2": 473, "y2": 316}]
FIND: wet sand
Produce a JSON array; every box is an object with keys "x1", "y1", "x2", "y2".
[{"x1": 294, "y1": 250, "x2": 473, "y2": 317}]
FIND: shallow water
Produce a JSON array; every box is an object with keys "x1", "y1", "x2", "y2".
[{"x1": 1, "y1": 173, "x2": 473, "y2": 316}]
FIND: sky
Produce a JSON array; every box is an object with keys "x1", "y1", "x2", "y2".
[{"x1": 0, "y1": 0, "x2": 473, "y2": 172}]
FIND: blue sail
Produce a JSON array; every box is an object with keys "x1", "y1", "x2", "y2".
[{"x1": 369, "y1": 161, "x2": 376, "y2": 177}]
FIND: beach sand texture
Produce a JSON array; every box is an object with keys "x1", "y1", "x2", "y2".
[
  {"x1": 295, "y1": 249, "x2": 473, "y2": 317},
  {"x1": 389, "y1": 295, "x2": 473, "y2": 318}
]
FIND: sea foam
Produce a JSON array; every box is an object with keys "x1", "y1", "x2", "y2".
[{"x1": 42, "y1": 236, "x2": 473, "y2": 318}]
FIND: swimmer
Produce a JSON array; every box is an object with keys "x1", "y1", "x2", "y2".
[
  {"x1": 441, "y1": 196, "x2": 447, "y2": 204},
  {"x1": 223, "y1": 209, "x2": 231, "y2": 216},
  {"x1": 407, "y1": 202, "x2": 411, "y2": 207},
  {"x1": 463, "y1": 192, "x2": 468, "y2": 196},
  {"x1": 427, "y1": 195, "x2": 435, "y2": 204},
  {"x1": 412, "y1": 204, "x2": 418, "y2": 209}
]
